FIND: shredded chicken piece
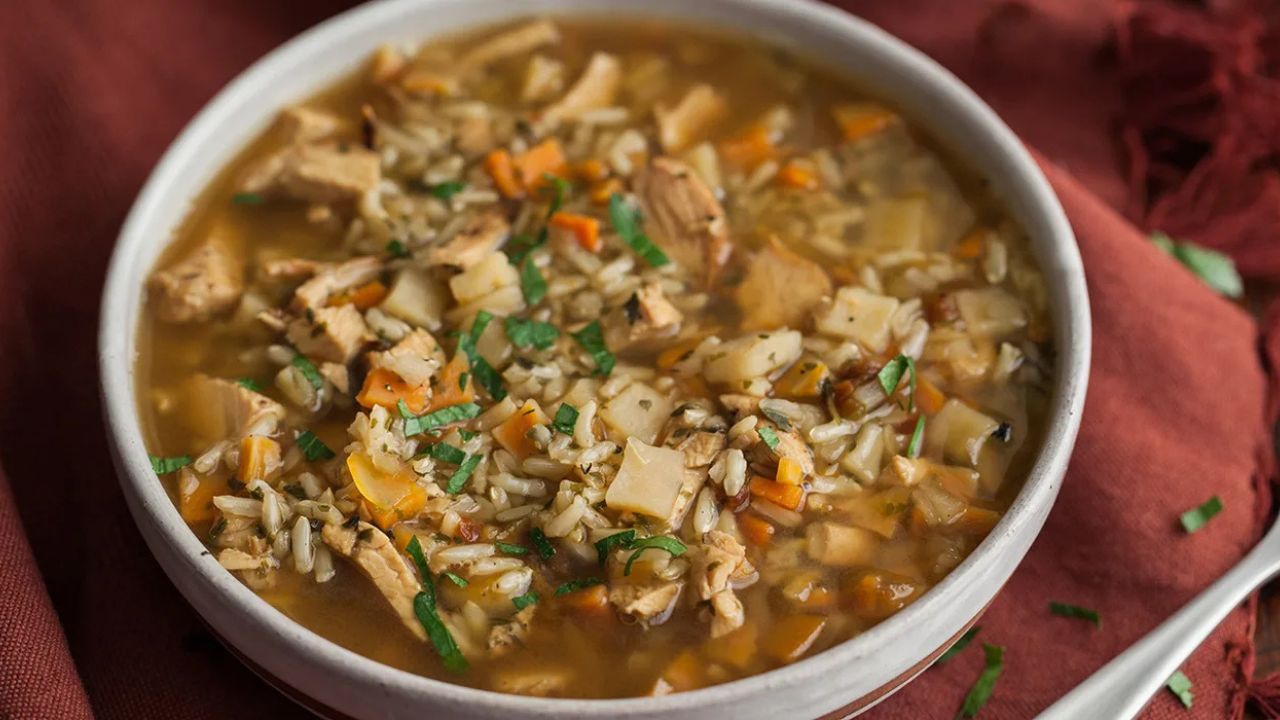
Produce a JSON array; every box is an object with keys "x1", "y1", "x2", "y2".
[
  {"x1": 322, "y1": 521, "x2": 427, "y2": 641},
  {"x1": 261, "y1": 257, "x2": 322, "y2": 281},
  {"x1": 183, "y1": 375, "x2": 286, "y2": 440},
  {"x1": 241, "y1": 144, "x2": 381, "y2": 203},
  {"x1": 693, "y1": 530, "x2": 754, "y2": 600},
  {"x1": 733, "y1": 237, "x2": 832, "y2": 330},
  {"x1": 285, "y1": 304, "x2": 371, "y2": 364},
  {"x1": 719, "y1": 394, "x2": 761, "y2": 417},
  {"x1": 677, "y1": 431, "x2": 726, "y2": 468},
  {"x1": 487, "y1": 605, "x2": 536, "y2": 658},
  {"x1": 655, "y1": 84, "x2": 726, "y2": 152},
  {"x1": 455, "y1": 115, "x2": 495, "y2": 157},
  {"x1": 292, "y1": 256, "x2": 383, "y2": 312},
  {"x1": 369, "y1": 328, "x2": 447, "y2": 386},
  {"x1": 633, "y1": 157, "x2": 731, "y2": 286},
  {"x1": 751, "y1": 425, "x2": 816, "y2": 477},
  {"x1": 543, "y1": 52, "x2": 622, "y2": 121},
  {"x1": 148, "y1": 237, "x2": 244, "y2": 323},
  {"x1": 425, "y1": 210, "x2": 511, "y2": 269},
  {"x1": 460, "y1": 19, "x2": 561, "y2": 69},
  {"x1": 709, "y1": 588, "x2": 745, "y2": 638},
  {"x1": 609, "y1": 580, "x2": 684, "y2": 626},
  {"x1": 277, "y1": 106, "x2": 341, "y2": 144},
  {"x1": 607, "y1": 282, "x2": 683, "y2": 349}
]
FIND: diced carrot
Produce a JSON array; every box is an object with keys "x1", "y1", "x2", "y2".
[
  {"x1": 179, "y1": 471, "x2": 230, "y2": 524},
  {"x1": 559, "y1": 584, "x2": 610, "y2": 616},
  {"x1": 950, "y1": 506, "x2": 1001, "y2": 535},
  {"x1": 549, "y1": 212, "x2": 602, "y2": 252},
  {"x1": 484, "y1": 149, "x2": 524, "y2": 199},
  {"x1": 392, "y1": 526, "x2": 416, "y2": 552},
  {"x1": 492, "y1": 399, "x2": 550, "y2": 460},
  {"x1": 362, "y1": 482, "x2": 427, "y2": 531},
  {"x1": 774, "y1": 360, "x2": 829, "y2": 399},
  {"x1": 589, "y1": 178, "x2": 622, "y2": 205},
  {"x1": 704, "y1": 622, "x2": 758, "y2": 669},
  {"x1": 750, "y1": 475, "x2": 804, "y2": 510},
  {"x1": 574, "y1": 158, "x2": 609, "y2": 182},
  {"x1": 737, "y1": 513, "x2": 775, "y2": 546},
  {"x1": 843, "y1": 571, "x2": 921, "y2": 620},
  {"x1": 357, "y1": 367, "x2": 431, "y2": 416},
  {"x1": 916, "y1": 376, "x2": 947, "y2": 416},
  {"x1": 718, "y1": 125, "x2": 776, "y2": 169},
  {"x1": 761, "y1": 615, "x2": 827, "y2": 664},
  {"x1": 776, "y1": 160, "x2": 819, "y2": 190},
  {"x1": 832, "y1": 104, "x2": 897, "y2": 143},
  {"x1": 426, "y1": 353, "x2": 476, "y2": 411},
  {"x1": 237, "y1": 436, "x2": 282, "y2": 483},
  {"x1": 797, "y1": 584, "x2": 836, "y2": 611},
  {"x1": 328, "y1": 280, "x2": 389, "y2": 310},
  {"x1": 661, "y1": 649, "x2": 705, "y2": 692},
  {"x1": 775, "y1": 456, "x2": 805, "y2": 486},
  {"x1": 512, "y1": 139, "x2": 567, "y2": 193},
  {"x1": 657, "y1": 338, "x2": 702, "y2": 370},
  {"x1": 953, "y1": 227, "x2": 988, "y2": 260}
]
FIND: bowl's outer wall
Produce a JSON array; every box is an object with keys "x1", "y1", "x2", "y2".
[{"x1": 99, "y1": 0, "x2": 1090, "y2": 718}]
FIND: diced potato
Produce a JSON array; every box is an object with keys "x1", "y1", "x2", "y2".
[
  {"x1": 600, "y1": 382, "x2": 672, "y2": 444},
  {"x1": 605, "y1": 439, "x2": 686, "y2": 520},
  {"x1": 474, "y1": 312, "x2": 513, "y2": 369},
  {"x1": 761, "y1": 614, "x2": 827, "y2": 664},
  {"x1": 843, "y1": 570, "x2": 921, "y2": 620},
  {"x1": 806, "y1": 521, "x2": 876, "y2": 567},
  {"x1": 492, "y1": 400, "x2": 550, "y2": 460},
  {"x1": 557, "y1": 378, "x2": 601, "y2": 409},
  {"x1": 814, "y1": 287, "x2": 899, "y2": 353},
  {"x1": 839, "y1": 423, "x2": 884, "y2": 484},
  {"x1": 930, "y1": 399, "x2": 999, "y2": 466},
  {"x1": 954, "y1": 288, "x2": 1027, "y2": 338},
  {"x1": 445, "y1": 286, "x2": 526, "y2": 323},
  {"x1": 911, "y1": 478, "x2": 967, "y2": 528},
  {"x1": 448, "y1": 252, "x2": 519, "y2": 303},
  {"x1": 877, "y1": 456, "x2": 979, "y2": 499},
  {"x1": 842, "y1": 486, "x2": 910, "y2": 538},
  {"x1": 381, "y1": 267, "x2": 449, "y2": 331},
  {"x1": 863, "y1": 196, "x2": 927, "y2": 250},
  {"x1": 703, "y1": 330, "x2": 802, "y2": 384}
]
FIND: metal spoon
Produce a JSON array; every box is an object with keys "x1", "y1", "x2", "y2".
[{"x1": 1038, "y1": 516, "x2": 1280, "y2": 719}]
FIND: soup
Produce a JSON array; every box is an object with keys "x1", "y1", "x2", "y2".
[{"x1": 138, "y1": 18, "x2": 1053, "y2": 699}]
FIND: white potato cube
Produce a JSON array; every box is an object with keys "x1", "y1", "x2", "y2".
[
  {"x1": 814, "y1": 287, "x2": 900, "y2": 353},
  {"x1": 703, "y1": 330, "x2": 802, "y2": 384},
  {"x1": 805, "y1": 522, "x2": 877, "y2": 567},
  {"x1": 605, "y1": 439, "x2": 687, "y2": 520},
  {"x1": 380, "y1": 267, "x2": 449, "y2": 331},
  {"x1": 954, "y1": 288, "x2": 1027, "y2": 338},
  {"x1": 601, "y1": 382, "x2": 673, "y2": 445},
  {"x1": 448, "y1": 252, "x2": 518, "y2": 303}
]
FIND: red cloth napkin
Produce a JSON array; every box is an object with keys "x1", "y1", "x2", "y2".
[{"x1": 1, "y1": 1, "x2": 1276, "y2": 718}]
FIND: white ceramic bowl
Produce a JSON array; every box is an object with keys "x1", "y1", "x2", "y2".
[{"x1": 99, "y1": 0, "x2": 1091, "y2": 717}]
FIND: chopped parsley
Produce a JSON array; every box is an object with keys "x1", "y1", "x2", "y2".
[
  {"x1": 444, "y1": 455, "x2": 482, "y2": 495},
  {"x1": 402, "y1": 402, "x2": 482, "y2": 437},
  {"x1": 957, "y1": 643, "x2": 1004, "y2": 718},
  {"x1": 1049, "y1": 602, "x2": 1101, "y2": 627},
  {"x1": 406, "y1": 537, "x2": 467, "y2": 673},
  {"x1": 878, "y1": 354, "x2": 917, "y2": 409},
  {"x1": 907, "y1": 416, "x2": 925, "y2": 458},
  {"x1": 457, "y1": 312, "x2": 506, "y2": 400},
  {"x1": 1166, "y1": 670, "x2": 1194, "y2": 709},
  {"x1": 231, "y1": 192, "x2": 263, "y2": 205},
  {"x1": 495, "y1": 541, "x2": 529, "y2": 556},
  {"x1": 519, "y1": 256, "x2": 547, "y2": 306},
  {"x1": 554, "y1": 578, "x2": 603, "y2": 596},
  {"x1": 623, "y1": 536, "x2": 688, "y2": 576},
  {"x1": 149, "y1": 454, "x2": 191, "y2": 474},
  {"x1": 1151, "y1": 231, "x2": 1242, "y2": 299},
  {"x1": 758, "y1": 426, "x2": 781, "y2": 451},
  {"x1": 594, "y1": 529, "x2": 637, "y2": 565},
  {"x1": 1180, "y1": 496, "x2": 1223, "y2": 533},
  {"x1": 458, "y1": 372, "x2": 470, "y2": 391},
  {"x1": 529, "y1": 528, "x2": 556, "y2": 560},
  {"x1": 571, "y1": 321, "x2": 615, "y2": 376},
  {"x1": 552, "y1": 403, "x2": 579, "y2": 435},
  {"x1": 442, "y1": 571, "x2": 469, "y2": 587},
  {"x1": 430, "y1": 181, "x2": 466, "y2": 200},
  {"x1": 385, "y1": 239, "x2": 409, "y2": 257},
  {"x1": 760, "y1": 407, "x2": 792, "y2": 431},
  {"x1": 505, "y1": 316, "x2": 559, "y2": 350},
  {"x1": 512, "y1": 591, "x2": 540, "y2": 611},
  {"x1": 937, "y1": 626, "x2": 980, "y2": 664},
  {"x1": 297, "y1": 431, "x2": 336, "y2": 461},
  {"x1": 235, "y1": 377, "x2": 263, "y2": 392},
  {"x1": 423, "y1": 443, "x2": 467, "y2": 465},
  {"x1": 291, "y1": 354, "x2": 325, "y2": 391},
  {"x1": 608, "y1": 194, "x2": 669, "y2": 267}
]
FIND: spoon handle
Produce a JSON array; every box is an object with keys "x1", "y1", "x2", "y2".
[{"x1": 1038, "y1": 520, "x2": 1280, "y2": 720}]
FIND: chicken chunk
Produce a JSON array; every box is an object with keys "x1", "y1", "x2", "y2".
[
  {"x1": 750, "y1": 426, "x2": 816, "y2": 477},
  {"x1": 733, "y1": 238, "x2": 832, "y2": 330},
  {"x1": 148, "y1": 237, "x2": 244, "y2": 323},
  {"x1": 260, "y1": 257, "x2": 322, "y2": 282},
  {"x1": 322, "y1": 521, "x2": 427, "y2": 641},
  {"x1": 709, "y1": 589, "x2": 745, "y2": 638},
  {"x1": 369, "y1": 328, "x2": 447, "y2": 387},
  {"x1": 286, "y1": 304, "x2": 370, "y2": 365},
  {"x1": 292, "y1": 256, "x2": 383, "y2": 312},
  {"x1": 425, "y1": 210, "x2": 510, "y2": 269},
  {"x1": 607, "y1": 283, "x2": 683, "y2": 349},
  {"x1": 242, "y1": 144, "x2": 381, "y2": 203},
  {"x1": 490, "y1": 666, "x2": 571, "y2": 697},
  {"x1": 276, "y1": 106, "x2": 341, "y2": 144},
  {"x1": 460, "y1": 19, "x2": 561, "y2": 69},
  {"x1": 183, "y1": 375, "x2": 286, "y2": 441},
  {"x1": 454, "y1": 115, "x2": 495, "y2": 157},
  {"x1": 655, "y1": 84, "x2": 726, "y2": 153},
  {"x1": 609, "y1": 580, "x2": 684, "y2": 626},
  {"x1": 676, "y1": 431, "x2": 726, "y2": 468},
  {"x1": 543, "y1": 52, "x2": 622, "y2": 121},
  {"x1": 633, "y1": 157, "x2": 731, "y2": 286},
  {"x1": 693, "y1": 530, "x2": 754, "y2": 601},
  {"x1": 487, "y1": 605, "x2": 536, "y2": 658}
]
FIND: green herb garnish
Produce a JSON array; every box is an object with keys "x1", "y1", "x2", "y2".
[
  {"x1": 1049, "y1": 602, "x2": 1101, "y2": 627},
  {"x1": 291, "y1": 354, "x2": 325, "y2": 391},
  {"x1": 554, "y1": 578, "x2": 603, "y2": 596},
  {"x1": 149, "y1": 455, "x2": 191, "y2": 474},
  {"x1": 442, "y1": 571, "x2": 469, "y2": 587},
  {"x1": 571, "y1": 321, "x2": 615, "y2": 376},
  {"x1": 907, "y1": 416, "x2": 925, "y2": 458},
  {"x1": 505, "y1": 316, "x2": 559, "y2": 350},
  {"x1": 469, "y1": 357, "x2": 506, "y2": 400},
  {"x1": 430, "y1": 181, "x2": 466, "y2": 200},
  {"x1": 236, "y1": 377, "x2": 263, "y2": 392},
  {"x1": 512, "y1": 591, "x2": 540, "y2": 611},
  {"x1": 609, "y1": 194, "x2": 669, "y2": 267},
  {"x1": 403, "y1": 402, "x2": 482, "y2": 437},
  {"x1": 552, "y1": 403, "x2": 579, "y2": 435},
  {"x1": 878, "y1": 354, "x2": 917, "y2": 409},
  {"x1": 529, "y1": 528, "x2": 556, "y2": 560},
  {"x1": 519, "y1": 257, "x2": 547, "y2": 306},
  {"x1": 594, "y1": 529, "x2": 637, "y2": 565},
  {"x1": 623, "y1": 536, "x2": 688, "y2": 576},
  {"x1": 1180, "y1": 496, "x2": 1223, "y2": 533},
  {"x1": 232, "y1": 192, "x2": 263, "y2": 205},
  {"x1": 957, "y1": 643, "x2": 1004, "y2": 718},
  {"x1": 1151, "y1": 232, "x2": 1242, "y2": 299},
  {"x1": 296, "y1": 430, "x2": 335, "y2": 461},
  {"x1": 405, "y1": 537, "x2": 468, "y2": 672},
  {"x1": 496, "y1": 541, "x2": 529, "y2": 555},
  {"x1": 444, "y1": 455, "x2": 482, "y2": 495},
  {"x1": 760, "y1": 408, "x2": 792, "y2": 431},
  {"x1": 1166, "y1": 670, "x2": 1194, "y2": 709},
  {"x1": 424, "y1": 443, "x2": 467, "y2": 465},
  {"x1": 758, "y1": 426, "x2": 780, "y2": 451},
  {"x1": 937, "y1": 626, "x2": 980, "y2": 665},
  {"x1": 385, "y1": 239, "x2": 409, "y2": 257}
]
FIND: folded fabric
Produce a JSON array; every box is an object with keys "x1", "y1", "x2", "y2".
[{"x1": 0, "y1": 1, "x2": 1274, "y2": 719}]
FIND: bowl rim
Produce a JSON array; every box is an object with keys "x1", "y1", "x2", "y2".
[{"x1": 98, "y1": 0, "x2": 1091, "y2": 715}]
